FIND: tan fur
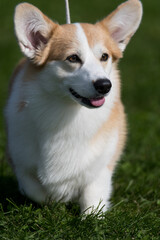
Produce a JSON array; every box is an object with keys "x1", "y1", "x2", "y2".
[
  {"x1": 81, "y1": 23, "x2": 122, "y2": 61},
  {"x1": 32, "y1": 22, "x2": 57, "y2": 66},
  {"x1": 91, "y1": 99, "x2": 126, "y2": 172},
  {"x1": 15, "y1": 4, "x2": 80, "y2": 66},
  {"x1": 48, "y1": 24, "x2": 78, "y2": 62},
  {"x1": 90, "y1": 64, "x2": 127, "y2": 171},
  {"x1": 90, "y1": 102, "x2": 126, "y2": 172},
  {"x1": 107, "y1": 104, "x2": 126, "y2": 171}
]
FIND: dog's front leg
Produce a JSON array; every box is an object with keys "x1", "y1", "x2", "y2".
[{"x1": 79, "y1": 167, "x2": 112, "y2": 215}]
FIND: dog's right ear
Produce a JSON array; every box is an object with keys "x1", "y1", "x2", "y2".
[
  {"x1": 99, "y1": 0, "x2": 143, "y2": 52},
  {"x1": 14, "y1": 3, "x2": 57, "y2": 65}
]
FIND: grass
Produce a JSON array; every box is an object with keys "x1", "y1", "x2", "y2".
[{"x1": 0, "y1": 0, "x2": 160, "y2": 239}]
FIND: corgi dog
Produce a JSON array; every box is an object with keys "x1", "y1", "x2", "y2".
[{"x1": 5, "y1": 0, "x2": 142, "y2": 214}]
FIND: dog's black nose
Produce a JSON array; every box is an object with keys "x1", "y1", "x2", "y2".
[{"x1": 93, "y1": 78, "x2": 112, "y2": 95}]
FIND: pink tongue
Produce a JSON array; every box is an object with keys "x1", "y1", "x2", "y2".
[{"x1": 90, "y1": 97, "x2": 105, "y2": 107}]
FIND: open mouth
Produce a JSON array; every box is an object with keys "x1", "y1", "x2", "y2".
[{"x1": 69, "y1": 88, "x2": 105, "y2": 108}]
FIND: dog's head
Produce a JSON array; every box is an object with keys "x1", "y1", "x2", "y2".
[{"x1": 14, "y1": 0, "x2": 142, "y2": 108}]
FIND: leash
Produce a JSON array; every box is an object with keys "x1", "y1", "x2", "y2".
[{"x1": 65, "y1": 0, "x2": 71, "y2": 24}]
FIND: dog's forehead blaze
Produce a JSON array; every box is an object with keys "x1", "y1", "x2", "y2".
[
  {"x1": 48, "y1": 24, "x2": 78, "y2": 61},
  {"x1": 47, "y1": 23, "x2": 121, "y2": 62},
  {"x1": 80, "y1": 23, "x2": 122, "y2": 60}
]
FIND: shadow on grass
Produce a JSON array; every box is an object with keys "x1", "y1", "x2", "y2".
[
  {"x1": 0, "y1": 174, "x2": 81, "y2": 216},
  {"x1": 0, "y1": 175, "x2": 39, "y2": 211}
]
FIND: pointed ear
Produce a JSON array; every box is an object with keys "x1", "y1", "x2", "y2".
[
  {"x1": 14, "y1": 3, "x2": 57, "y2": 65},
  {"x1": 100, "y1": 0, "x2": 143, "y2": 52}
]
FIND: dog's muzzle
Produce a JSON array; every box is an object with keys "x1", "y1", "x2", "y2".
[{"x1": 69, "y1": 78, "x2": 112, "y2": 108}]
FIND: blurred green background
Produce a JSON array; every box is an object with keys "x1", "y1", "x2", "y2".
[{"x1": 0, "y1": 0, "x2": 160, "y2": 239}]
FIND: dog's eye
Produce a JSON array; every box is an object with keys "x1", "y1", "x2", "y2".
[
  {"x1": 100, "y1": 53, "x2": 109, "y2": 62},
  {"x1": 66, "y1": 54, "x2": 82, "y2": 64}
]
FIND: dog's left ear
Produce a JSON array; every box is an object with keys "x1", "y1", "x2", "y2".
[{"x1": 99, "y1": 0, "x2": 143, "y2": 52}]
